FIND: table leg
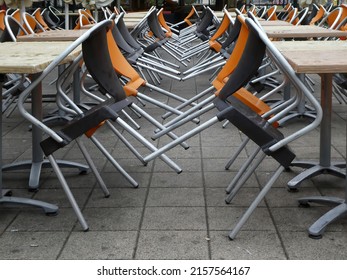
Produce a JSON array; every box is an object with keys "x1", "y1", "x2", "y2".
[
  {"x1": 1, "y1": 73, "x2": 89, "y2": 191},
  {"x1": 288, "y1": 73, "x2": 345, "y2": 190},
  {"x1": 0, "y1": 76, "x2": 58, "y2": 214}
]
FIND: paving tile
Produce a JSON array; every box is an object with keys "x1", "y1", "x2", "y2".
[
  {"x1": 207, "y1": 207, "x2": 275, "y2": 231},
  {"x1": 0, "y1": 231, "x2": 68, "y2": 259},
  {"x1": 59, "y1": 231, "x2": 137, "y2": 260},
  {"x1": 206, "y1": 187, "x2": 266, "y2": 207},
  {"x1": 80, "y1": 208, "x2": 142, "y2": 231},
  {"x1": 146, "y1": 188, "x2": 204, "y2": 207},
  {"x1": 86, "y1": 187, "x2": 147, "y2": 208},
  {"x1": 210, "y1": 230, "x2": 286, "y2": 260},
  {"x1": 151, "y1": 172, "x2": 203, "y2": 188},
  {"x1": 281, "y1": 231, "x2": 347, "y2": 260},
  {"x1": 136, "y1": 230, "x2": 209, "y2": 259},
  {"x1": 6, "y1": 208, "x2": 77, "y2": 232},
  {"x1": 142, "y1": 207, "x2": 206, "y2": 230}
]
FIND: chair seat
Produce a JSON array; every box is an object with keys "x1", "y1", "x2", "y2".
[
  {"x1": 40, "y1": 99, "x2": 132, "y2": 156},
  {"x1": 214, "y1": 96, "x2": 296, "y2": 168}
]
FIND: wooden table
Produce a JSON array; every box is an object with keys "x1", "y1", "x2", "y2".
[
  {"x1": 259, "y1": 20, "x2": 293, "y2": 26},
  {"x1": 274, "y1": 40, "x2": 347, "y2": 237},
  {"x1": 16, "y1": 29, "x2": 88, "y2": 42},
  {"x1": 264, "y1": 25, "x2": 347, "y2": 38},
  {"x1": 0, "y1": 42, "x2": 88, "y2": 190},
  {"x1": 0, "y1": 42, "x2": 83, "y2": 213}
]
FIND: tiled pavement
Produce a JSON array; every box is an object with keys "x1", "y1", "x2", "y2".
[{"x1": 1, "y1": 49, "x2": 347, "y2": 260}]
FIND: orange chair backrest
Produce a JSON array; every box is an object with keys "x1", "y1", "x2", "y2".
[
  {"x1": 266, "y1": 6, "x2": 278, "y2": 21},
  {"x1": 157, "y1": 9, "x2": 173, "y2": 38},
  {"x1": 10, "y1": 10, "x2": 26, "y2": 36},
  {"x1": 211, "y1": 15, "x2": 278, "y2": 126},
  {"x1": 310, "y1": 5, "x2": 326, "y2": 25},
  {"x1": 106, "y1": 28, "x2": 146, "y2": 97},
  {"x1": 184, "y1": 6, "x2": 197, "y2": 26},
  {"x1": 212, "y1": 15, "x2": 249, "y2": 91},
  {"x1": 285, "y1": 8, "x2": 297, "y2": 24},
  {"x1": 0, "y1": 10, "x2": 5, "y2": 31},
  {"x1": 208, "y1": 12, "x2": 231, "y2": 52},
  {"x1": 32, "y1": 8, "x2": 50, "y2": 30}
]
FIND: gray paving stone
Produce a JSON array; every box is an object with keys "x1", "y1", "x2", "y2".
[
  {"x1": 209, "y1": 230, "x2": 286, "y2": 260},
  {"x1": 281, "y1": 231, "x2": 347, "y2": 259},
  {"x1": 207, "y1": 207, "x2": 275, "y2": 231},
  {"x1": 7, "y1": 208, "x2": 77, "y2": 232},
  {"x1": 147, "y1": 188, "x2": 204, "y2": 207},
  {"x1": 0, "y1": 231, "x2": 68, "y2": 259},
  {"x1": 80, "y1": 208, "x2": 142, "y2": 231},
  {"x1": 151, "y1": 172, "x2": 203, "y2": 188},
  {"x1": 59, "y1": 231, "x2": 137, "y2": 259},
  {"x1": 142, "y1": 207, "x2": 206, "y2": 230},
  {"x1": 136, "y1": 230, "x2": 209, "y2": 259}
]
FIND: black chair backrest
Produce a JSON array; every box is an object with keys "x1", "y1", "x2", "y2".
[
  {"x1": 147, "y1": 10, "x2": 166, "y2": 40},
  {"x1": 1, "y1": 16, "x2": 28, "y2": 42},
  {"x1": 111, "y1": 23, "x2": 136, "y2": 54},
  {"x1": 306, "y1": 4, "x2": 319, "y2": 24},
  {"x1": 82, "y1": 22, "x2": 127, "y2": 102},
  {"x1": 221, "y1": 15, "x2": 241, "y2": 49},
  {"x1": 116, "y1": 14, "x2": 142, "y2": 50},
  {"x1": 42, "y1": 9, "x2": 60, "y2": 29},
  {"x1": 195, "y1": 8, "x2": 214, "y2": 33},
  {"x1": 218, "y1": 18, "x2": 266, "y2": 101}
]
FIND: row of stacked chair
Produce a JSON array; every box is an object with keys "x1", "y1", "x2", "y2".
[{"x1": 0, "y1": 4, "x2": 331, "y2": 239}]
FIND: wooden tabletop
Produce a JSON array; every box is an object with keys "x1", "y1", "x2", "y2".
[
  {"x1": 264, "y1": 25, "x2": 347, "y2": 38},
  {"x1": 16, "y1": 29, "x2": 88, "y2": 42},
  {"x1": 259, "y1": 20, "x2": 292, "y2": 26},
  {"x1": 273, "y1": 40, "x2": 347, "y2": 73},
  {"x1": 0, "y1": 42, "x2": 81, "y2": 74}
]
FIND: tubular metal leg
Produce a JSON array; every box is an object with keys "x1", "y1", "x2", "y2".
[
  {"x1": 47, "y1": 154, "x2": 89, "y2": 231},
  {"x1": 225, "y1": 138, "x2": 250, "y2": 170},
  {"x1": 89, "y1": 135, "x2": 139, "y2": 188},
  {"x1": 228, "y1": 165, "x2": 285, "y2": 240},
  {"x1": 225, "y1": 150, "x2": 266, "y2": 203},
  {"x1": 76, "y1": 138, "x2": 110, "y2": 197}
]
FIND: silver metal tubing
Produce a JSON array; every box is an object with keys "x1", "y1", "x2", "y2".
[
  {"x1": 48, "y1": 154, "x2": 89, "y2": 231},
  {"x1": 143, "y1": 52, "x2": 180, "y2": 68},
  {"x1": 115, "y1": 117, "x2": 182, "y2": 173},
  {"x1": 138, "y1": 57, "x2": 181, "y2": 75},
  {"x1": 130, "y1": 103, "x2": 190, "y2": 149},
  {"x1": 160, "y1": 86, "x2": 214, "y2": 122},
  {"x1": 121, "y1": 109, "x2": 141, "y2": 130},
  {"x1": 224, "y1": 138, "x2": 251, "y2": 170},
  {"x1": 225, "y1": 148, "x2": 264, "y2": 198},
  {"x1": 76, "y1": 138, "x2": 109, "y2": 197},
  {"x1": 228, "y1": 165, "x2": 285, "y2": 240},
  {"x1": 182, "y1": 61, "x2": 226, "y2": 81},
  {"x1": 90, "y1": 135, "x2": 139, "y2": 188},
  {"x1": 105, "y1": 121, "x2": 146, "y2": 165},
  {"x1": 153, "y1": 102, "x2": 215, "y2": 140},
  {"x1": 146, "y1": 83, "x2": 197, "y2": 105},
  {"x1": 144, "y1": 116, "x2": 220, "y2": 163},
  {"x1": 136, "y1": 62, "x2": 181, "y2": 81}
]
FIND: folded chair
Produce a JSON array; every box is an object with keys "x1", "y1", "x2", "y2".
[
  {"x1": 181, "y1": 10, "x2": 239, "y2": 81},
  {"x1": 111, "y1": 17, "x2": 182, "y2": 82},
  {"x1": 143, "y1": 17, "x2": 322, "y2": 239},
  {"x1": 31, "y1": 8, "x2": 52, "y2": 31},
  {"x1": 156, "y1": 14, "x2": 283, "y2": 129},
  {"x1": 178, "y1": 7, "x2": 218, "y2": 47},
  {"x1": 17, "y1": 20, "x2": 181, "y2": 231},
  {"x1": 168, "y1": 5, "x2": 200, "y2": 30},
  {"x1": 79, "y1": 24, "x2": 197, "y2": 149},
  {"x1": 308, "y1": 4, "x2": 326, "y2": 25},
  {"x1": 179, "y1": 8, "x2": 233, "y2": 63}
]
